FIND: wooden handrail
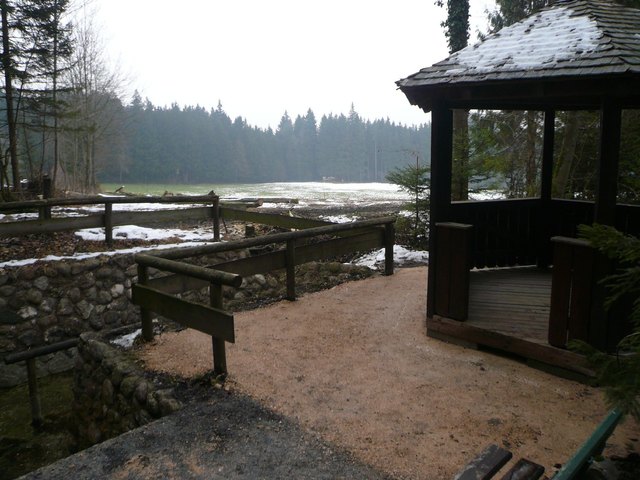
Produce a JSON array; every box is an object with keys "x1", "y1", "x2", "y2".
[
  {"x1": 135, "y1": 254, "x2": 242, "y2": 287},
  {"x1": 0, "y1": 194, "x2": 219, "y2": 211},
  {"x1": 152, "y1": 216, "x2": 397, "y2": 260}
]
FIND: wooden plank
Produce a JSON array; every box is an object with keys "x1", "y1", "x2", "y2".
[
  {"x1": 548, "y1": 242, "x2": 572, "y2": 347},
  {"x1": 135, "y1": 254, "x2": 242, "y2": 287},
  {"x1": 111, "y1": 207, "x2": 212, "y2": 226},
  {"x1": 132, "y1": 284, "x2": 234, "y2": 343},
  {"x1": 428, "y1": 316, "x2": 593, "y2": 377},
  {"x1": 499, "y1": 459, "x2": 544, "y2": 480},
  {"x1": 0, "y1": 214, "x2": 104, "y2": 236},
  {"x1": 286, "y1": 239, "x2": 296, "y2": 300},
  {"x1": 454, "y1": 444, "x2": 512, "y2": 480},
  {"x1": 449, "y1": 225, "x2": 471, "y2": 320},
  {"x1": 0, "y1": 194, "x2": 218, "y2": 211},
  {"x1": 214, "y1": 251, "x2": 287, "y2": 277},
  {"x1": 154, "y1": 217, "x2": 395, "y2": 260},
  {"x1": 567, "y1": 246, "x2": 593, "y2": 342},
  {"x1": 295, "y1": 231, "x2": 383, "y2": 264},
  {"x1": 220, "y1": 207, "x2": 331, "y2": 230},
  {"x1": 434, "y1": 225, "x2": 452, "y2": 317},
  {"x1": 146, "y1": 231, "x2": 383, "y2": 294}
]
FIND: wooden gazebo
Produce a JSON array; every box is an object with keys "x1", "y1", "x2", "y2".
[{"x1": 397, "y1": 0, "x2": 640, "y2": 376}]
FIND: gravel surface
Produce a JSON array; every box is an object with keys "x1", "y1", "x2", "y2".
[
  {"x1": 140, "y1": 267, "x2": 640, "y2": 480},
  {"x1": 23, "y1": 387, "x2": 390, "y2": 480}
]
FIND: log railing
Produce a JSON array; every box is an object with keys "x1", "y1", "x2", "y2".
[
  {"x1": 0, "y1": 195, "x2": 221, "y2": 245},
  {"x1": 447, "y1": 198, "x2": 640, "y2": 270},
  {"x1": 132, "y1": 217, "x2": 396, "y2": 375}
]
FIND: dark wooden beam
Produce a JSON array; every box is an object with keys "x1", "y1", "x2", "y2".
[
  {"x1": 428, "y1": 102, "x2": 453, "y2": 318},
  {"x1": 538, "y1": 110, "x2": 555, "y2": 267},
  {"x1": 427, "y1": 315, "x2": 593, "y2": 377},
  {"x1": 595, "y1": 102, "x2": 622, "y2": 225}
]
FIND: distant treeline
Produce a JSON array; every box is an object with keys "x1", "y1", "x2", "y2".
[{"x1": 99, "y1": 96, "x2": 431, "y2": 184}]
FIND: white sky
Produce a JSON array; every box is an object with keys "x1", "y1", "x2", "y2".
[{"x1": 93, "y1": 0, "x2": 495, "y2": 129}]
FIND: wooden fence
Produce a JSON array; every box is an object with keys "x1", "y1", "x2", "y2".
[
  {"x1": 0, "y1": 195, "x2": 350, "y2": 247},
  {"x1": 0, "y1": 195, "x2": 222, "y2": 245},
  {"x1": 133, "y1": 217, "x2": 396, "y2": 375}
]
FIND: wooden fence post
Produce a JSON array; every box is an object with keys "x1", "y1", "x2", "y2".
[
  {"x1": 212, "y1": 197, "x2": 220, "y2": 242},
  {"x1": 384, "y1": 223, "x2": 395, "y2": 276},
  {"x1": 26, "y1": 358, "x2": 43, "y2": 429},
  {"x1": 137, "y1": 265, "x2": 154, "y2": 341},
  {"x1": 210, "y1": 282, "x2": 227, "y2": 375},
  {"x1": 286, "y1": 239, "x2": 296, "y2": 300},
  {"x1": 104, "y1": 203, "x2": 113, "y2": 246}
]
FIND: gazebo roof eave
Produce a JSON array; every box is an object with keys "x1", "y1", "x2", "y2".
[{"x1": 399, "y1": 72, "x2": 640, "y2": 113}]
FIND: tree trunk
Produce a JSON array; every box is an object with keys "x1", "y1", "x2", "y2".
[
  {"x1": 525, "y1": 111, "x2": 538, "y2": 197},
  {"x1": 1, "y1": 1, "x2": 21, "y2": 192},
  {"x1": 553, "y1": 111, "x2": 580, "y2": 198},
  {"x1": 452, "y1": 109, "x2": 469, "y2": 201}
]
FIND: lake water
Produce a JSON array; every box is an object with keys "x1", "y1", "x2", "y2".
[{"x1": 100, "y1": 182, "x2": 411, "y2": 209}]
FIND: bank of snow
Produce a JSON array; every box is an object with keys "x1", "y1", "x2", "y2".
[{"x1": 354, "y1": 245, "x2": 428, "y2": 269}]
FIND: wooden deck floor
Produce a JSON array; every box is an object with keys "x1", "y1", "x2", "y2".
[
  {"x1": 466, "y1": 267, "x2": 551, "y2": 345},
  {"x1": 427, "y1": 267, "x2": 592, "y2": 377}
]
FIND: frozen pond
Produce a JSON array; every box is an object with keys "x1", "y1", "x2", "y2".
[{"x1": 100, "y1": 182, "x2": 411, "y2": 209}]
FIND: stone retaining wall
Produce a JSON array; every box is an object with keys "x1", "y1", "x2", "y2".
[
  {"x1": 72, "y1": 331, "x2": 181, "y2": 449},
  {"x1": 0, "y1": 251, "x2": 236, "y2": 387},
  {"x1": 1, "y1": 249, "x2": 373, "y2": 388}
]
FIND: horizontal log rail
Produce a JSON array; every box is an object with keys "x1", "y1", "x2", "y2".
[
  {"x1": 151, "y1": 216, "x2": 396, "y2": 260},
  {"x1": 134, "y1": 216, "x2": 396, "y2": 377},
  {"x1": 0, "y1": 194, "x2": 220, "y2": 210},
  {"x1": 0, "y1": 195, "x2": 222, "y2": 245}
]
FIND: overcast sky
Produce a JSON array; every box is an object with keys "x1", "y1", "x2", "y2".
[{"x1": 94, "y1": 0, "x2": 495, "y2": 130}]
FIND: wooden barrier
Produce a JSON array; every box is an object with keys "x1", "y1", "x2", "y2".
[
  {"x1": 433, "y1": 222, "x2": 472, "y2": 321},
  {"x1": 133, "y1": 217, "x2": 396, "y2": 376},
  {"x1": 0, "y1": 195, "x2": 221, "y2": 244}
]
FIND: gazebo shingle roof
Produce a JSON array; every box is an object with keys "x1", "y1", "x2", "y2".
[{"x1": 397, "y1": 0, "x2": 640, "y2": 89}]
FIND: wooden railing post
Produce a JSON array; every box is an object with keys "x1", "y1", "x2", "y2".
[
  {"x1": 210, "y1": 282, "x2": 227, "y2": 375},
  {"x1": 137, "y1": 264, "x2": 154, "y2": 341},
  {"x1": 286, "y1": 239, "x2": 296, "y2": 300},
  {"x1": 212, "y1": 196, "x2": 220, "y2": 242},
  {"x1": 433, "y1": 222, "x2": 473, "y2": 321},
  {"x1": 104, "y1": 203, "x2": 113, "y2": 246},
  {"x1": 26, "y1": 358, "x2": 43, "y2": 429},
  {"x1": 384, "y1": 222, "x2": 395, "y2": 276}
]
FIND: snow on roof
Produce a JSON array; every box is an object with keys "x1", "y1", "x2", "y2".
[
  {"x1": 398, "y1": 0, "x2": 640, "y2": 88},
  {"x1": 455, "y1": 6, "x2": 600, "y2": 72}
]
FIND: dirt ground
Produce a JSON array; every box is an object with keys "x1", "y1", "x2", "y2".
[{"x1": 139, "y1": 267, "x2": 639, "y2": 480}]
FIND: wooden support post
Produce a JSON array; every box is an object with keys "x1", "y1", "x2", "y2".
[
  {"x1": 595, "y1": 103, "x2": 621, "y2": 226},
  {"x1": 137, "y1": 264, "x2": 154, "y2": 341},
  {"x1": 286, "y1": 239, "x2": 296, "y2": 300},
  {"x1": 212, "y1": 197, "x2": 220, "y2": 242},
  {"x1": 104, "y1": 203, "x2": 113, "y2": 246},
  {"x1": 538, "y1": 109, "x2": 555, "y2": 268},
  {"x1": 26, "y1": 358, "x2": 43, "y2": 429},
  {"x1": 427, "y1": 102, "x2": 453, "y2": 319},
  {"x1": 384, "y1": 223, "x2": 395, "y2": 276},
  {"x1": 210, "y1": 282, "x2": 227, "y2": 375}
]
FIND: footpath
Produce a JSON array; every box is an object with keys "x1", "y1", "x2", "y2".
[{"x1": 23, "y1": 387, "x2": 389, "y2": 480}]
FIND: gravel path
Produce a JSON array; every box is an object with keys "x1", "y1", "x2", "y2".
[
  {"x1": 140, "y1": 267, "x2": 639, "y2": 479},
  {"x1": 23, "y1": 388, "x2": 389, "y2": 480}
]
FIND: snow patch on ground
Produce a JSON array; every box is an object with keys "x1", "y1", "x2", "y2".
[
  {"x1": 75, "y1": 225, "x2": 212, "y2": 242},
  {"x1": 0, "y1": 241, "x2": 214, "y2": 268},
  {"x1": 111, "y1": 329, "x2": 142, "y2": 348},
  {"x1": 354, "y1": 245, "x2": 429, "y2": 270},
  {"x1": 320, "y1": 215, "x2": 357, "y2": 223}
]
